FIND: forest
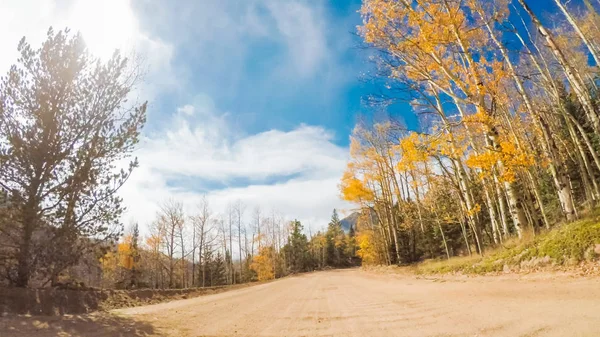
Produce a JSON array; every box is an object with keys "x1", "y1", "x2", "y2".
[
  {"x1": 341, "y1": 0, "x2": 600, "y2": 265},
  {"x1": 97, "y1": 205, "x2": 358, "y2": 289}
]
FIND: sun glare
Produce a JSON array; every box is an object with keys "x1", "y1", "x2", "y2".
[{"x1": 67, "y1": 0, "x2": 136, "y2": 60}]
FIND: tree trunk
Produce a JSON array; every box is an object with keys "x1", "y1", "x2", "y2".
[
  {"x1": 554, "y1": 0, "x2": 600, "y2": 66},
  {"x1": 525, "y1": 170, "x2": 550, "y2": 229},
  {"x1": 518, "y1": 0, "x2": 600, "y2": 134},
  {"x1": 458, "y1": 212, "x2": 472, "y2": 256},
  {"x1": 482, "y1": 182, "x2": 500, "y2": 245},
  {"x1": 567, "y1": 117, "x2": 600, "y2": 203},
  {"x1": 482, "y1": 13, "x2": 576, "y2": 221}
]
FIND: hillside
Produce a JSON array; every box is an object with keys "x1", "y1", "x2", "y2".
[
  {"x1": 340, "y1": 212, "x2": 359, "y2": 233},
  {"x1": 414, "y1": 212, "x2": 600, "y2": 275}
]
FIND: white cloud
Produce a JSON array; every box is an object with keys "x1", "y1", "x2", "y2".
[
  {"x1": 120, "y1": 96, "x2": 350, "y2": 234},
  {"x1": 140, "y1": 0, "x2": 331, "y2": 83},
  {"x1": 265, "y1": 1, "x2": 329, "y2": 76},
  {"x1": 142, "y1": 118, "x2": 345, "y2": 181},
  {"x1": 179, "y1": 105, "x2": 195, "y2": 116}
]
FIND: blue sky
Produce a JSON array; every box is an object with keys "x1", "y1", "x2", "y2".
[
  {"x1": 0, "y1": 0, "x2": 569, "y2": 233},
  {"x1": 132, "y1": 0, "x2": 372, "y2": 142}
]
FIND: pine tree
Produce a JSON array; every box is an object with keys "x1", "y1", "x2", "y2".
[
  {"x1": 130, "y1": 223, "x2": 141, "y2": 288},
  {"x1": 326, "y1": 209, "x2": 346, "y2": 266},
  {"x1": 284, "y1": 220, "x2": 310, "y2": 272},
  {"x1": 346, "y1": 224, "x2": 357, "y2": 261},
  {"x1": 211, "y1": 252, "x2": 227, "y2": 286},
  {"x1": 0, "y1": 28, "x2": 146, "y2": 287}
]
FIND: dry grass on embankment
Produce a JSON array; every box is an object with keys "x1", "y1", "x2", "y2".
[
  {"x1": 0, "y1": 283, "x2": 256, "y2": 316},
  {"x1": 371, "y1": 211, "x2": 600, "y2": 276}
]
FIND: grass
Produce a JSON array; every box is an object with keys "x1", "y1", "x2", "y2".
[
  {"x1": 415, "y1": 210, "x2": 600, "y2": 275},
  {"x1": 416, "y1": 255, "x2": 483, "y2": 274}
]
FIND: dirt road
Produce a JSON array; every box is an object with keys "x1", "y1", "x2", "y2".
[{"x1": 3, "y1": 269, "x2": 600, "y2": 337}]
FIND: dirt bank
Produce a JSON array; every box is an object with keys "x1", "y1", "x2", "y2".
[
  {"x1": 2, "y1": 269, "x2": 600, "y2": 336},
  {"x1": 0, "y1": 284, "x2": 251, "y2": 316}
]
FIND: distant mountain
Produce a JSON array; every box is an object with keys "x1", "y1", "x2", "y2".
[{"x1": 340, "y1": 212, "x2": 360, "y2": 233}]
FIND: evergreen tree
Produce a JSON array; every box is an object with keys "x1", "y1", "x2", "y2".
[
  {"x1": 346, "y1": 224, "x2": 357, "y2": 263},
  {"x1": 243, "y1": 253, "x2": 257, "y2": 282},
  {"x1": 0, "y1": 28, "x2": 146, "y2": 287},
  {"x1": 211, "y1": 252, "x2": 227, "y2": 286},
  {"x1": 326, "y1": 209, "x2": 347, "y2": 266},
  {"x1": 130, "y1": 223, "x2": 141, "y2": 288},
  {"x1": 200, "y1": 247, "x2": 213, "y2": 286},
  {"x1": 284, "y1": 220, "x2": 311, "y2": 272},
  {"x1": 224, "y1": 249, "x2": 234, "y2": 284}
]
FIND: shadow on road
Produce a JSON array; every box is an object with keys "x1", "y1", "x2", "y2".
[{"x1": 0, "y1": 313, "x2": 161, "y2": 337}]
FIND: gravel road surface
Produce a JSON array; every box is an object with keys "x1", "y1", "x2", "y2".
[{"x1": 3, "y1": 269, "x2": 600, "y2": 336}]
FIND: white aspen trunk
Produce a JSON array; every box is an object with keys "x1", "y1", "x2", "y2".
[
  {"x1": 380, "y1": 217, "x2": 393, "y2": 265},
  {"x1": 229, "y1": 210, "x2": 235, "y2": 285},
  {"x1": 566, "y1": 117, "x2": 600, "y2": 201},
  {"x1": 504, "y1": 179, "x2": 525, "y2": 239},
  {"x1": 458, "y1": 162, "x2": 481, "y2": 248},
  {"x1": 430, "y1": 83, "x2": 484, "y2": 247},
  {"x1": 457, "y1": 208, "x2": 473, "y2": 256},
  {"x1": 368, "y1": 206, "x2": 389, "y2": 265},
  {"x1": 199, "y1": 225, "x2": 205, "y2": 287},
  {"x1": 373, "y1": 135, "x2": 404, "y2": 263},
  {"x1": 493, "y1": 171, "x2": 510, "y2": 238},
  {"x1": 553, "y1": 164, "x2": 577, "y2": 221},
  {"x1": 369, "y1": 181, "x2": 393, "y2": 265},
  {"x1": 191, "y1": 224, "x2": 196, "y2": 287},
  {"x1": 567, "y1": 113, "x2": 600, "y2": 174},
  {"x1": 436, "y1": 5, "x2": 529, "y2": 236},
  {"x1": 573, "y1": 143, "x2": 596, "y2": 205},
  {"x1": 449, "y1": 158, "x2": 481, "y2": 253},
  {"x1": 513, "y1": 23, "x2": 600, "y2": 206},
  {"x1": 522, "y1": 192, "x2": 538, "y2": 234},
  {"x1": 554, "y1": 0, "x2": 600, "y2": 66},
  {"x1": 483, "y1": 122, "x2": 528, "y2": 238},
  {"x1": 409, "y1": 170, "x2": 426, "y2": 234},
  {"x1": 371, "y1": 197, "x2": 392, "y2": 265},
  {"x1": 383, "y1": 178, "x2": 402, "y2": 263},
  {"x1": 482, "y1": 182, "x2": 500, "y2": 245},
  {"x1": 482, "y1": 14, "x2": 576, "y2": 221},
  {"x1": 452, "y1": 101, "x2": 508, "y2": 243},
  {"x1": 525, "y1": 170, "x2": 550, "y2": 229},
  {"x1": 221, "y1": 222, "x2": 230, "y2": 285},
  {"x1": 518, "y1": 0, "x2": 600, "y2": 135},
  {"x1": 424, "y1": 162, "x2": 452, "y2": 258},
  {"x1": 237, "y1": 207, "x2": 242, "y2": 282},
  {"x1": 583, "y1": 0, "x2": 600, "y2": 39},
  {"x1": 434, "y1": 156, "x2": 470, "y2": 253},
  {"x1": 569, "y1": 175, "x2": 580, "y2": 219},
  {"x1": 375, "y1": 156, "x2": 401, "y2": 263},
  {"x1": 438, "y1": 220, "x2": 450, "y2": 260},
  {"x1": 244, "y1": 230, "x2": 249, "y2": 261},
  {"x1": 180, "y1": 233, "x2": 185, "y2": 288},
  {"x1": 169, "y1": 224, "x2": 175, "y2": 288}
]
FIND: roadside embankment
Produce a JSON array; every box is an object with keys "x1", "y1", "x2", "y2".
[
  {"x1": 368, "y1": 213, "x2": 600, "y2": 277},
  {"x1": 0, "y1": 283, "x2": 254, "y2": 316}
]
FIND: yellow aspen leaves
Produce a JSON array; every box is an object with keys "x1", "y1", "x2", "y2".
[
  {"x1": 100, "y1": 234, "x2": 136, "y2": 271},
  {"x1": 465, "y1": 140, "x2": 534, "y2": 182},
  {"x1": 250, "y1": 246, "x2": 277, "y2": 281},
  {"x1": 466, "y1": 204, "x2": 482, "y2": 217},
  {"x1": 397, "y1": 132, "x2": 427, "y2": 171},
  {"x1": 356, "y1": 230, "x2": 379, "y2": 265},
  {"x1": 341, "y1": 170, "x2": 375, "y2": 202}
]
